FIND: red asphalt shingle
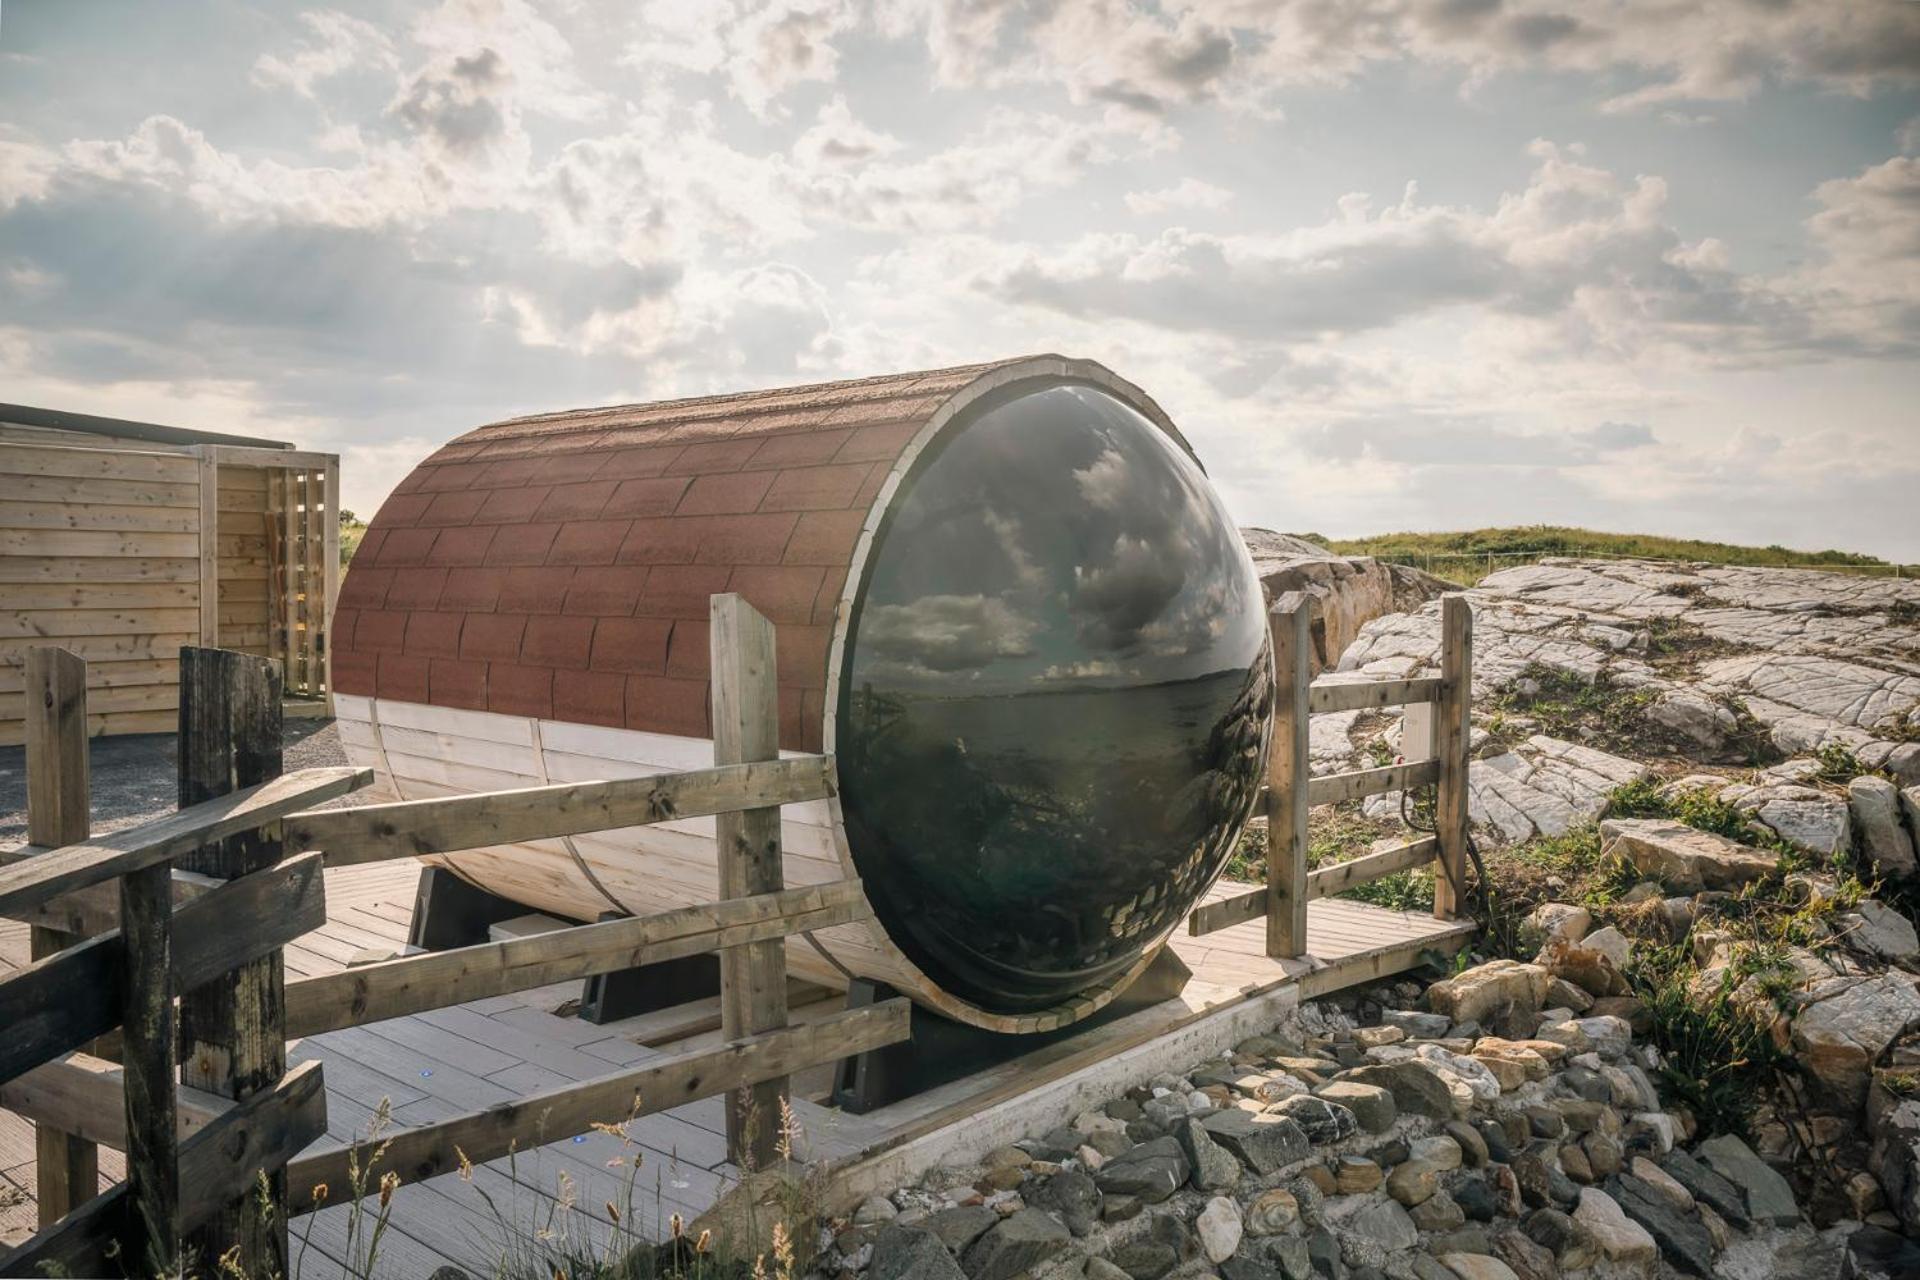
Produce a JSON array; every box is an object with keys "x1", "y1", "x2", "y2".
[{"x1": 335, "y1": 357, "x2": 1040, "y2": 748}]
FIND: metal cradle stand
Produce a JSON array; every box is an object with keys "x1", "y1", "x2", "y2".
[{"x1": 831, "y1": 946, "x2": 1194, "y2": 1113}]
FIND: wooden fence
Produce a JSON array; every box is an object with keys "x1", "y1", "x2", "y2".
[
  {"x1": 1188, "y1": 593, "x2": 1473, "y2": 953},
  {"x1": 0, "y1": 594, "x2": 910, "y2": 1277}
]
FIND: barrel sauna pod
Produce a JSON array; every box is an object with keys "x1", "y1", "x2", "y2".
[{"x1": 332, "y1": 356, "x2": 1274, "y2": 1032}]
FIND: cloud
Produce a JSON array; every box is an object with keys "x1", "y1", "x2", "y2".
[
  {"x1": 252, "y1": 9, "x2": 398, "y2": 98},
  {"x1": 901, "y1": 0, "x2": 1920, "y2": 121},
  {"x1": 979, "y1": 141, "x2": 1917, "y2": 363},
  {"x1": 1794, "y1": 155, "x2": 1920, "y2": 348},
  {"x1": 623, "y1": 0, "x2": 857, "y2": 118},
  {"x1": 1295, "y1": 417, "x2": 1656, "y2": 467},
  {"x1": 1125, "y1": 177, "x2": 1234, "y2": 215},
  {"x1": 859, "y1": 594, "x2": 1042, "y2": 671}
]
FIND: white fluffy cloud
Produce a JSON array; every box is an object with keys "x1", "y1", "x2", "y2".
[
  {"x1": 251, "y1": 9, "x2": 398, "y2": 98},
  {"x1": 977, "y1": 141, "x2": 1916, "y2": 364},
  {"x1": 2, "y1": 0, "x2": 1917, "y2": 562},
  {"x1": 895, "y1": 0, "x2": 1920, "y2": 120}
]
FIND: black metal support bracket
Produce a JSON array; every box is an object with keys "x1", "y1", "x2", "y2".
[
  {"x1": 407, "y1": 867, "x2": 528, "y2": 951},
  {"x1": 580, "y1": 949, "x2": 721, "y2": 1025},
  {"x1": 830, "y1": 945, "x2": 1194, "y2": 1113}
]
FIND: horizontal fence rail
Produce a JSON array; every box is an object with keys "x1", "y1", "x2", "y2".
[
  {"x1": 285, "y1": 753, "x2": 835, "y2": 863},
  {"x1": 1308, "y1": 677, "x2": 1442, "y2": 714},
  {"x1": 0, "y1": 766, "x2": 363, "y2": 921},
  {"x1": 0, "y1": 853, "x2": 326, "y2": 1085},
  {"x1": 1, "y1": 603, "x2": 913, "y2": 1272},
  {"x1": 284, "y1": 879, "x2": 874, "y2": 1035},
  {"x1": 1304, "y1": 758, "x2": 1440, "y2": 807},
  {"x1": 287, "y1": 1001, "x2": 911, "y2": 1209},
  {"x1": 4, "y1": 1061, "x2": 328, "y2": 1279},
  {"x1": 1188, "y1": 835, "x2": 1442, "y2": 936},
  {"x1": 1191, "y1": 594, "x2": 1473, "y2": 951}
]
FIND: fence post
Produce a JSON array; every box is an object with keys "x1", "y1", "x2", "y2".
[
  {"x1": 176, "y1": 647, "x2": 289, "y2": 1274},
  {"x1": 710, "y1": 594, "x2": 789, "y2": 1168},
  {"x1": 25, "y1": 647, "x2": 97, "y2": 1225},
  {"x1": 1432, "y1": 596, "x2": 1473, "y2": 921},
  {"x1": 120, "y1": 849, "x2": 180, "y2": 1274},
  {"x1": 1266, "y1": 601, "x2": 1310, "y2": 959}
]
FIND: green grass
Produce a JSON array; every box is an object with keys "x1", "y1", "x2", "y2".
[
  {"x1": 1309, "y1": 524, "x2": 1904, "y2": 570},
  {"x1": 1487, "y1": 664, "x2": 1661, "y2": 755},
  {"x1": 1604, "y1": 777, "x2": 1756, "y2": 844}
]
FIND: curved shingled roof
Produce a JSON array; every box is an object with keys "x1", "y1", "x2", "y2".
[{"x1": 332, "y1": 359, "x2": 1021, "y2": 751}]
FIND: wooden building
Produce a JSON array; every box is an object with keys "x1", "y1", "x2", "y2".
[{"x1": 0, "y1": 404, "x2": 341, "y2": 744}]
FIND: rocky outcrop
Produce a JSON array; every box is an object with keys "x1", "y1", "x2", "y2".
[
  {"x1": 1336, "y1": 558, "x2": 1920, "y2": 782},
  {"x1": 1464, "y1": 737, "x2": 1649, "y2": 844},
  {"x1": 1599, "y1": 817, "x2": 1780, "y2": 891},
  {"x1": 1241, "y1": 529, "x2": 1449, "y2": 675},
  {"x1": 1791, "y1": 974, "x2": 1920, "y2": 1109}
]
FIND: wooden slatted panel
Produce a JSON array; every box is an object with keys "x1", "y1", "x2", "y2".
[
  {"x1": 216, "y1": 466, "x2": 272, "y2": 659},
  {"x1": 0, "y1": 440, "x2": 203, "y2": 744},
  {"x1": 301, "y1": 469, "x2": 322, "y2": 697}
]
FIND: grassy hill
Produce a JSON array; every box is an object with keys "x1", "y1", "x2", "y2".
[{"x1": 1288, "y1": 524, "x2": 1910, "y2": 583}]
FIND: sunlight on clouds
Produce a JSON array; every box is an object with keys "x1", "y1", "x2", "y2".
[{"x1": 0, "y1": 0, "x2": 1916, "y2": 557}]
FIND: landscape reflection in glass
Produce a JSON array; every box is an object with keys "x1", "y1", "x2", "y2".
[{"x1": 838, "y1": 383, "x2": 1273, "y2": 1013}]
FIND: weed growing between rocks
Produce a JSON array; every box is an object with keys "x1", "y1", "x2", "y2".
[
  {"x1": 1489, "y1": 665, "x2": 1659, "y2": 756},
  {"x1": 1627, "y1": 942, "x2": 1787, "y2": 1138},
  {"x1": 1604, "y1": 778, "x2": 1757, "y2": 844}
]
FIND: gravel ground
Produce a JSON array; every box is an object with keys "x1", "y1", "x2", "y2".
[{"x1": 0, "y1": 718, "x2": 349, "y2": 848}]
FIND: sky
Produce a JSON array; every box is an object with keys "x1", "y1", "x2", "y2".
[{"x1": 1, "y1": 0, "x2": 1917, "y2": 560}]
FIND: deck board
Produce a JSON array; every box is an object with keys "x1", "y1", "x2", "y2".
[{"x1": 1, "y1": 860, "x2": 1472, "y2": 1271}]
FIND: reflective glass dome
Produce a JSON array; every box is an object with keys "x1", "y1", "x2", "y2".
[{"x1": 837, "y1": 383, "x2": 1272, "y2": 1013}]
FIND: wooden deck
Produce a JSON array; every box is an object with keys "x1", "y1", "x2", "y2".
[{"x1": 0, "y1": 865, "x2": 1471, "y2": 1276}]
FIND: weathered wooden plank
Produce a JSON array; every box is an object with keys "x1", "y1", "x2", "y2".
[
  {"x1": 0, "y1": 500, "x2": 200, "y2": 533},
  {"x1": 1187, "y1": 886, "x2": 1266, "y2": 937},
  {"x1": 0, "y1": 630, "x2": 197, "y2": 665},
  {"x1": 204, "y1": 444, "x2": 329, "y2": 470},
  {"x1": 0, "y1": 766, "x2": 365, "y2": 920},
  {"x1": 118, "y1": 860, "x2": 179, "y2": 1272},
  {"x1": 175, "y1": 647, "x2": 292, "y2": 1275},
  {"x1": 197, "y1": 449, "x2": 220, "y2": 646},
  {"x1": 0, "y1": 473, "x2": 200, "y2": 508},
  {"x1": 25, "y1": 646, "x2": 97, "y2": 1224},
  {"x1": 0, "y1": 528, "x2": 199, "y2": 557},
  {"x1": 0, "y1": 1052, "x2": 228, "y2": 1150},
  {"x1": 1303, "y1": 758, "x2": 1440, "y2": 807},
  {"x1": 1267, "y1": 603, "x2": 1309, "y2": 959},
  {"x1": 0, "y1": 606, "x2": 201, "y2": 637},
  {"x1": 0, "y1": 556, "x2": 200, "y2": 584},
  {"x1": 322, "y1": 459, "x2": 340, "y2": 706},
  {"x1": 286, "y1": 879, "x2": 868, "y2": 1035},
  {"x1": 0, "y1": 441, "x2": 198, "y2": 483},
  {"x1": 1308, "y1": 676, "x2": 1443, "y2": 715},
  {"x1": 302, "y1": 469, "x2": 322, "y2": 698},
  {"x1": 711, "y1": 593, "x2": 789, "y2": 1168},
  {"x1": 0, "y1": 852, "x2": 325, "y2": 1084},
  {"x1": 285, "y1": 755, "x2": 832, "y2": 864},
  {"x1": 1297, "y1": 922, "x2": 1474, "y2": 999},
  {"x1": 1306, "y1": 836, "x2": 1438, "y2": 899},
  {"x1": 1433, "y1": 596, "x2": 1473, "y2": 920},
  {"x1": 0, "y1": 1060, "x2": 327, "y2": 1279},
  {"x1": 286, "y1": 1000, "x2": 910, "y2": 1209}
]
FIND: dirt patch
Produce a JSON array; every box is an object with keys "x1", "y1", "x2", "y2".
[{"x1": 0, "y1": 719, "x2": 347, "y2": 848}]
